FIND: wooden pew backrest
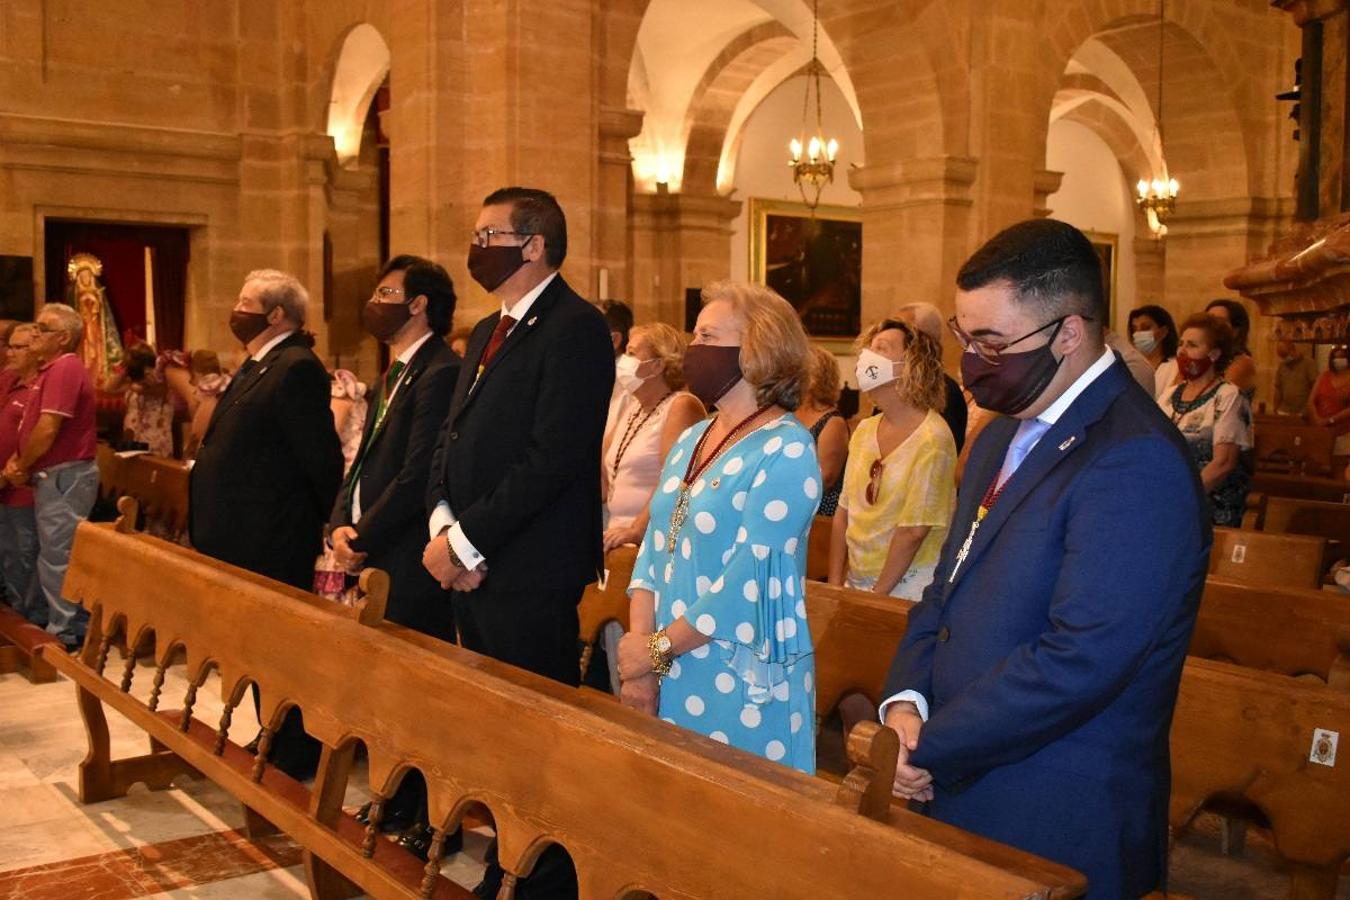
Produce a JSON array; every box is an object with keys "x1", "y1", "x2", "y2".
[
  {"x1": 1261, "y1": 496, "x2": 1350, "y2": 546},
  {"x1": 1254, "y1": 421, "x2": 1334, "y2": 476},
  {"x1": 1209, "y1": 527, "x2": 1326, "y2": 589},
  {"x1": 806, "y1": 514, "x2": 832, "y2": 582},
  {"x1": 59, "y1": 523, "x2": 1085, "y2": 900},
  {"x1": 1252, "y1": 473, "x2": 1350, "y2": 505}
]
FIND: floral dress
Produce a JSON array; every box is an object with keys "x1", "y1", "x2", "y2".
[
  {"x1": 1159, "y1": 381, "x2": 1252, "y2": 527},
  {"x1": 628, "y1": 415, "x2": 820, "y2": 773}
]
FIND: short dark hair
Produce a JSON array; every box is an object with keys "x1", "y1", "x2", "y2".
[
  {"x1": 1128, "y1": 303, "x2": 1179, "y2": 360},
  {"x1": 380, "y1": 254, "x2": 456, "y2": 336},
  {"x1": 601, "y1": 300, "x2": 634, "y2": 353},
  {"x1": 1205, "y1": 299, "x2": 1250, "y2": 351},
  {"x1": 956, "y1": 219, "x2": 1105, "y2": 331},
  {"x1": 483, "y1": 187, "x2": 567, "y2": 268}
]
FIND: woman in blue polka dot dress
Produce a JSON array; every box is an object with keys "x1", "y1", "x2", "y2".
[{"x1": 618, "y1": 281, "x2": 819, "y2": 774}]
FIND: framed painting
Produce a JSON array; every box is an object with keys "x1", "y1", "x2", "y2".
[
  {"x1": 750, "y1": 198, "x2": 862, "y2": 338},
  {"x1": 1084, "y1": 230, "x2": 1118, "y2": 325}
]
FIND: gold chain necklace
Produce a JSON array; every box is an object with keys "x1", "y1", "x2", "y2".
[{"x1": 665, "y1": 404, "x2": 774, "y2": 577}]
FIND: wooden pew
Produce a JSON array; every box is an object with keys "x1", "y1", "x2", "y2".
[
  {"x1": 1209, "y1": 527, "x2": 1326, "y2": 589},
  {"x1": 1254, "y1": 420, "x2": 1334, "y2": 476},
  {"x1": 799, "y1": 580, "x2": 1350, "y2": 899},
  {"x1": 806, "y1": 513, "x2": 832, "y2": 581},
  {"x1": 1190, "y1": 579, "x2": 1350, "y2": 689},
  {"x1": 576, "y1": 546, "x2": 636, "y2": 681},
  {"x1": 46, "y1": 515, "x2": 1086, "y2": 900},
  {"x1": 1262, "y1": 495, "x2": 1350, "y2": 547},
  {"x1": 1252, "y1": 472, "x2": 1350, "y2": 505},
  {"x1": 0, "y1": 600, "x2": 58, "y2": 683},
  {"x1": 95, "y1": 444, "x2": 191, "y2": 541}
]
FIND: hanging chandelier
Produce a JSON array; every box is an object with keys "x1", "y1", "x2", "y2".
[
  {"x1": 788, "y1": 0, "x2": 838, "y2": 210},
  {"x1": 1136, "y1": 0, "x2": 1179, "y2": 238}
]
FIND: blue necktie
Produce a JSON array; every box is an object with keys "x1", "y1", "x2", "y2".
[{"x1": 996, "y1": 418, "x2": 1052, "y2": 489}]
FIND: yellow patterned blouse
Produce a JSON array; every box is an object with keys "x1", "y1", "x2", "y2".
[{"x1": 839, "y1": 409, "x2": 957, "y2": 600}]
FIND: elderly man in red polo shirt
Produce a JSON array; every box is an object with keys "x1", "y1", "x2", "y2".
[
  {"x1": 0, "y1": 323, "x2": 45, "y2": 627},
  {"x1": 2, "y1": 303, "x2": 99, "y2": 652}
]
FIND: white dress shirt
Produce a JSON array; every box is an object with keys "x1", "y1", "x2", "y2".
[
  {"x1": 427, "y1": 271, "x2": 560, "y2": 571},
  {"x1": 250, "y1": 329, "x2": 295, "y2": 362},
  {"x1": 882, "y1": 346, "x2": 1117, "y2": 723},
  {"x1": 352, "y1": 330, "x2": 435, "y2": 523}
]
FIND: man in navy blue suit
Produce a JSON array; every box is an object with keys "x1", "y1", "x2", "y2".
[{"x1": 882, "y1": 219, "x2": 1210, "y2": 898}]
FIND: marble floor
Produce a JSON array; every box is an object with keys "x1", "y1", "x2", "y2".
[{"x1": 0, "y1": 656, "x2": 1344, "y2": 899}]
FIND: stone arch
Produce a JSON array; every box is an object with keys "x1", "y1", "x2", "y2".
[
  {"x1": 325, "y1": 23, "x2": 391, "y2": 169},
  {"x1": 681, "y1": 23, "x2": 798, "y2": 193},
  {"x1": 1033, "y1": 0, "x2": 1273, "y2": 199},
  {"x1": 1053, "y1": 94, "x2": 1154, "y2": 191},
  {"x1": 625, "y1": 0, "x2": 861, "y2": 192}
]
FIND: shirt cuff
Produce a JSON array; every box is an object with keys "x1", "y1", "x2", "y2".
[
  {"x1": 447, "y1": 521, "x2": 485, "y2": 572},
  {"x1": 878, "y1": 690, "x2": 929, "y2": 723},
  {"x1": 428, "y1": 502, "x2": 455, "y2": 540}
]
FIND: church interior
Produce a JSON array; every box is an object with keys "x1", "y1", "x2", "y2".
[{"x1": 2, "y1": 0, "x2": 1350, "y2": 898}]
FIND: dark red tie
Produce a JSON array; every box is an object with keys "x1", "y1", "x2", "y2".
[{"x1": 477, "y1": 314, "x2": 516, "y2": 375}]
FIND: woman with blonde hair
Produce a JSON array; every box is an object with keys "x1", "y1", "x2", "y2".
[
  {"x1": 617, "y1": 280, "x2": 820, "y2": 773},
  {"x1": 602, "y1": 323, "x2": 706, "y2": 550},
  {"x1": 829, "y1": 318, "x2": 956, "y2": 600},
  {"x1": 795, "y1": 344, "x2": 848, "y2": 517}
]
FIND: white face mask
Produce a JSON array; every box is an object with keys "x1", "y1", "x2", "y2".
[
  {"x1": 1131, "y1": 330, "x2": 1158, "y2": 356},
  {"x1": 855, "y1": 348, "x2": 899, "y2": 392},
  {"x1": 615, "y1": 353, "x2": 655, "y2": 394}
]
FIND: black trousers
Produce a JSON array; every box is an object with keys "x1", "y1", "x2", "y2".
[{"x1": 453, "y1": 586, "x2": 582, "y2": 900}]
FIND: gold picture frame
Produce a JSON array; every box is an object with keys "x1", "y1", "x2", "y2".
[{"x1": 749, "y1": 197, "x2": 863, "y2": 338}]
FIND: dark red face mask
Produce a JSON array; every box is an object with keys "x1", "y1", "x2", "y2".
[
  {"x1": 959, "y1": 320, "x2": 1065, "y2": 416},
  {"x1": 229, "y1": 310, "x2": 270, "y2": 345},
  {"x1": 467, "y1": 244, "x2": 528, "y2": 293},
  {"x1": 683, "y1": 344, "x2": 743, "y2": 408}
]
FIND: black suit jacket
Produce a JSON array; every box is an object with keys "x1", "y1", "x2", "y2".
[
  {"x1": 330, "y1": 335, "x2": 460, "y2": 638},
  {"x1": 426, "y1": 275, "x2": 614, "y2": 593},
  {"x1": 190, "y1": 333, "x2": 343, "y2": 590}
]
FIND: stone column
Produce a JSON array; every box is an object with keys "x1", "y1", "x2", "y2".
[
  {"x1": 594, "y1": 106, "x2": 644, "y2": 303},
  {"x1": 630, "y1": 190, "x2": 742, "y2": 327},
  {"x1": 847, "y1": 156, "x2": 978, "y2": 328}
]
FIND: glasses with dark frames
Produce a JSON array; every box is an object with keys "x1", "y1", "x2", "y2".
[{"x1": 947, "y1": 315, "x2": 1085, "y2": 366}]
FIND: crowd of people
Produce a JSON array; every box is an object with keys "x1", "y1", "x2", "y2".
[{"x1": 0, "y1": 185, "x2": 1326, "y2": 899}]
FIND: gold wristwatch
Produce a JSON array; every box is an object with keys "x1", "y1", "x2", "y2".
[{"x1": 647, "y1": 629, "x2": 673, "y2": 676}]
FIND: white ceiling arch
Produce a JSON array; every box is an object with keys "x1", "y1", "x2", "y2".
[
  {"x1": 326, "y1": 23, "x2": 390, "y2": 169},
  {"x1": 627, "y1": 0, "x2": 860, "y2": 193}
]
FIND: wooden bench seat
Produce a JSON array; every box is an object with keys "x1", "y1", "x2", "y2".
[
  {"x1": 0, "y1": 600, "x2": 58, "y2": 683},
  {"x1": 1252, "y1": 472, "x2": 1350, "y2": 505},
  {"x1": 48, "y1": 516, "x2": 1085, "y2": 899},
  {"x1": 1261, "y1": 495, "x2": 1350, "y2": 547},
  {"x1": 1209, "y1": 527, "x2": 1326, "y2": 589}
]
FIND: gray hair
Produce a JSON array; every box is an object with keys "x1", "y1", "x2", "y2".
[
  {"x1": 38, "y1": 303, "x2": 85, "y2": 352},
  {"x1": 894, "y1": 302, "x2": 944, "y2": 345},
  {"x1": 244, "y1": 269, "x2": 308, "y2": 326}
]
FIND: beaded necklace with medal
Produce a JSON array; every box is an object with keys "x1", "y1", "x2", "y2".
[
  {"x1": 665, "y1": 403, "x2": 774, "y2": 581},
  {"x1": 948, "y1": 472, "x2": 1010, "y2": 584}
]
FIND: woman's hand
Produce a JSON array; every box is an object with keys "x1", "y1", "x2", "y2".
[
  {"x1": 603, "y1": 522, "x2": 644, "y2": 552},
  {"x1": 617, "y1": 630, "x2": 656, "y2": 681},
  {"x1": 620, "y1": 672, "x2": 660, "y2": 716}
]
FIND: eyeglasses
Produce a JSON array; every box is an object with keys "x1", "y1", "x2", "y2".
[
  {"x1": 35, "y1": 324, "x2": 58, "y2": 334},
  {"x1": 371, "y1": 286, "x2": 405, "y2": 301},
  {"x1": 471, "y1": 227, "x2": 535, "y2": 248},
  {"x1": 947, "y1": 315, "x2": 1081, "y2": 365},
  {"x1": 865, "y1": 459, "x2": 884, "y2": 505}
]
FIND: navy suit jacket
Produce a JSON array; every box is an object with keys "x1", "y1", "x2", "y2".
[{"x1": 884, "y1": 358, "x2": 1210, "y2": 899}]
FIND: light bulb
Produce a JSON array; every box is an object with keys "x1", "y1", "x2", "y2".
[
  {"x1": 1168, "y1": 178, "x2": 1179, "y2": 196},
  {"x1": 1137, "y1": 179, "x2": 1149, "y2": 198},
  {"x1": 826, "y1": 138, "x2": 838, "y2": 161},
  {"x1": 808, "y1": 136, "x2": 821, "y2": 161},
  {"x1": 790, "y1": 138, "x2": 802, "y2": 161}
]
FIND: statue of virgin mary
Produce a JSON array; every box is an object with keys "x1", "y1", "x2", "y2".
[{"x1": 64, "y1": 253, "x2": 125, "y2": 386}]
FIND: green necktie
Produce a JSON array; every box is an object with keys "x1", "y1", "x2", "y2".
[{"x1": 345, "y1": 360, "x2": 407, "y2": 513}]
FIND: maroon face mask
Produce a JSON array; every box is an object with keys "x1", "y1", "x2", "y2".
[
  {"x1": 362, "y1": 297, "x2": 411, "y2": 342},
  {"x1": 683, "y1": 344, "x2": 744, "y2": 408},
  {"x1": 467, "y1": 244, "x2": 528, "y2": 293},
  {"x1": 960, "y1": 320, "x2": 1065, "y2": 416},
  {"x1": 229, "y1": 310, "x2": 270, "y2": 345}
]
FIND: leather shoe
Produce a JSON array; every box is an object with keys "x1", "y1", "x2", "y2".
[
  {"x1": 353, "y1": 800, "x2": 418, "y2": 833},
  {"x1": 395, "y1": 822, "x2": 463, "y2": 862}
]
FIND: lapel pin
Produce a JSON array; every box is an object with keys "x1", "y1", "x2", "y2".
[
  {"x1": 527, "y1": 316, "x2": 538, "y2": 326},
  {"x1": 1058, "y1": 435, "x2": 1075, "y2": 451}
]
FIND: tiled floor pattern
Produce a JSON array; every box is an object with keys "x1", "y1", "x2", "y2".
[{"x1": 0, "y1": 658, "x2": 1345, "y2": 898}]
